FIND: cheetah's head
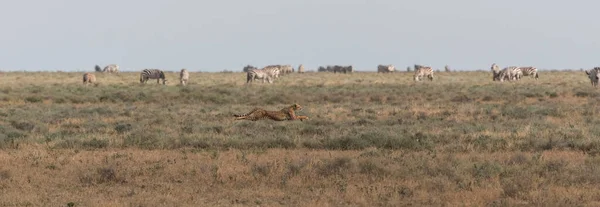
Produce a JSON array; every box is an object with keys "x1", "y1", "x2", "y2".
[{"x1": 292, "y1": 103, "x2": 303, "y2": 111}]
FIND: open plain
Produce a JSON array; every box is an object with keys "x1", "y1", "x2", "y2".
[{"x1": 1, "y1": 70, "x2": 600, "y2": 206}]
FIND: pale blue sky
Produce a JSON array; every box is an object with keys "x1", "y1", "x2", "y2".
[{"x1": 1, "y1": 0, "x2": 599, "y2": 72}]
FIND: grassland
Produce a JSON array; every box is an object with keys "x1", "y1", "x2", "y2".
[{"x1": 1, "y1": 70, "x2": 600, "y2": 206}]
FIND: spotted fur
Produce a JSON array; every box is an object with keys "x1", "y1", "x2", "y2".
[
  {"x1": 234, "y1": 104, "x2": 309, "y2": 121},
  {"x1": 83, "y1": 73, "x2": 96, "y2": 85}
]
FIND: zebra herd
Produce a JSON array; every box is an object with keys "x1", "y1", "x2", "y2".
[
  {"x1": 244, "y1": 63, "x2": 545, "y2": 84},
  {"x1": 245, "y1": 64, "x2": 297, "y2": 84},
  {"x1": 84, "y1": 64, "x2": 189, "y2": 86},
  {"x1": 316, "y1": 65, "x2": 354, "y2": 74},
  {"x1": 490, "y1": 63, "x2": 539, "y2": 82},
  {"x1": 83, "y1": 63, "x2": 600, "y2": 88},
  {"x1": 94, "y1": 64, "x2": 119, "y2": 73}
]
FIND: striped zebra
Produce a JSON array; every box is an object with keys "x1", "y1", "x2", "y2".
[
  {"x1": 333, "y1": 65, "x2": 353, "y2": 74},
  {"x1": 518, "y1": 66, "x2": 539, "y2": 79},
  {"x1": 413, "y1": 64, "x2": 434, "y2": 81},
  {"x1": 102, "y1": 64, "x2": 119, "y2": 73},
  {"x1": 297, "y1": 64, "x2": 305, "y2": 73},
  {"x1": 280, "y1": 65, "x2": 293, "y2": 75},
  {"x1": 444, "y1": 65, "x2": 451, "y2": 72},
  {"x1": 243, "y1": 65, "x2": 257, "y2": 73},
  {"x1": 377, "y1": 64, "x2": 395, "y2": 73},
  {"x1": 140, "y1": 69, "x2": 167, "y2": 85},
  {"x1": 180, "y1": 68, "x2": 189, "y2": 86},
  {"x1": 318, "y1": 66, "x2": 333, "y2": 72},
  {"x1": 265, "y1": 65, "x2": 293, "y2": 75},
  {"x1": 497, "y1": 66, "x2": 522, "y2": 82},
  {"x1": 83, "y1": 73, "x2": 96, "y2": 85},
  {"x1": 491, "y1": 63, "x2": 502, "y2": 81},
  {"x1": 246, "y1": 66, "x2": 280, "y2": 84},
  {"x1": 585, "y1": 67, "x2": 600, "y2": 87}
]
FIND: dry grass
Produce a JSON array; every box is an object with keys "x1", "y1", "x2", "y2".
[{"x1": 1, "y1": 70, "x2": 600, "y2": 206}]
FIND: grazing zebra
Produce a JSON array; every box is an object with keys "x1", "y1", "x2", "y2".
[
  {"x1": 102, "y1": 64, "x2": 119, "y2": 73},
  {"x1": 246, "y1": 66, "x2": 280, "y2": 84},
  {"x1": 265, "y1": 65, "x2": 293, "y2": 75},
  {"x1": 297, "y1": 64, "x2": 305, "y2": 73},
  {"x1": 318, "y1": 66, "x2": 333, "y2": 72},
  {"x1": 413, "y1": 64, "x2": 434, "y2": 81},
  {"x1": 497, "y1": 66, "x2": 522, "y2": 82},
  {"x1": 377, "y1": 64, "x2": 395, "y2": 73},
  {"x1": 333, "y1": 65, "x2": 353, "y2": 74},
  {"x1": 83, "y1": 73, "x2": 96, "y2": 85},
  {"x1": 140, "y1": 69, "x2": 167, "y2": 85},
  {"x1": 243, "y1": 65, "x2": 257, "y2": 72},
  {"x1": 180, "y1": 68, "x2": 189, "y2": 86},
  {"x1": 518, "y1": 66, "x2": 539, "y2": 79},
  {"x1": 491, "y1": 63, "x2": 502, "y2": 81},
  {"x1": 280, "y1": 65, "x2": 293, "y2": 75},
  {"x1": 585, "y1": 67, "x2": 600, "y2": 87}
]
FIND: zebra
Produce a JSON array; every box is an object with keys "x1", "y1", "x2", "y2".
[
  {"x1": 83, "y1": 73, "x2": 96, "y2": 85},
  {"x1": 264, "y1": 66, "x2": 281, "y2": 79},
  {"x1": 94, "y1": 65, "x2": 103, "y2": 72},
  {"x1": 297, "y1": 64, "x2": 305, "y2": 73},
  {"x1": 246, "y1": 66, "x2": 280, "y2": 84},
  {"x1": 497, "y1": 66, "x2": 522, "y2": 82},
  {"x1": 280, "y1": 65, "x2": 293, "y2": 75},
  {"x1": 413, "y1": 64, "x2": 434, "y2": 81},
  {"x1": 140, "y1": 69, "x2": 167, "y2": 85},
  {"x1": 585, "y1": 67, "x2": 600, "y2": 87},
  {"x1": 318, "y1": 66, "x2": 333, "y2": 72},
  {"x1": 243, "y1": 65, "x2": 257, "y2": 73},
  {"x1": 265, "y1": 65, "x2": 293, "y2": 75},
  {"x1": 377, "y1": 64, "x2": 395, "y2": 73},
  {"x1": 333, "y1": 65, "x2": 353, "y2": 74},
  {"x1": 491, "y1": 63, "x2": 502, "y2": 81},
  {"x1": 518, "y1": 66, "x2": 539, "y2": 79},
  {"x1": 180, "y1": 68, "x2": 189, "y2": 86},
  {"x1": 102, "y1": 64, "x2": 119, "y2": 73}
]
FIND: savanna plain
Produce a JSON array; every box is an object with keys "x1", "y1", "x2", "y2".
[{"x1": 2, "y1": 70, "x2": 600, "y2": 206}]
